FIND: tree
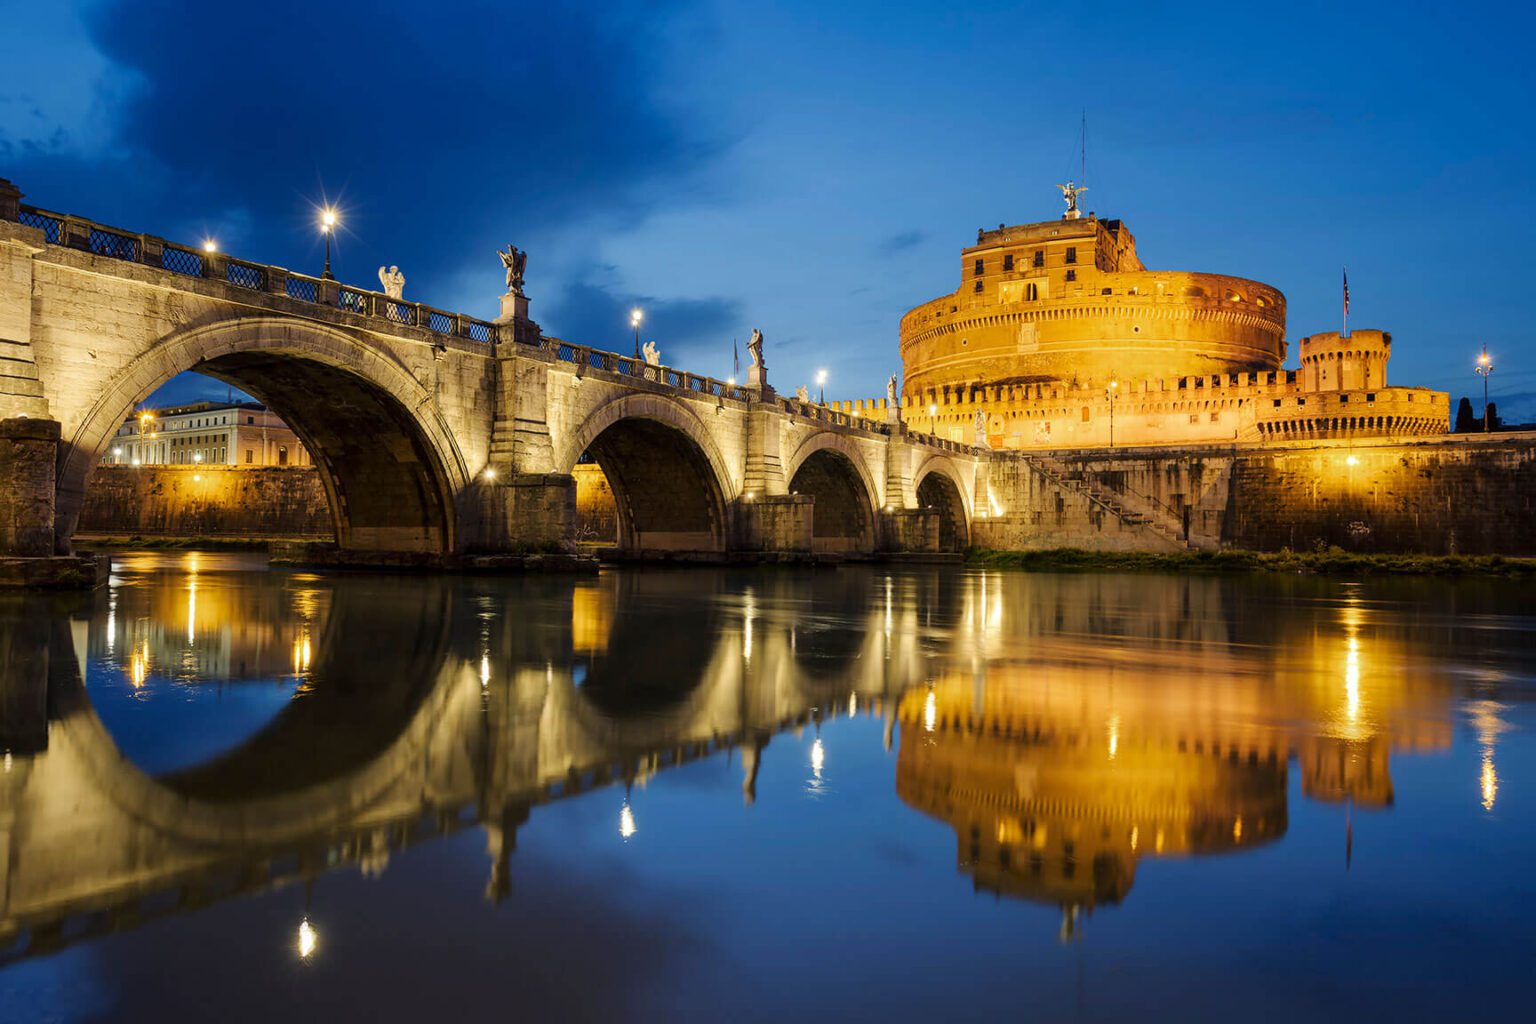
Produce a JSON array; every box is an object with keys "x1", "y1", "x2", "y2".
[
  {"x1": 1455, "y1": 396, "x2": 1477, "y2": 432},
  {"x1": 1486, "y1": 402, "x2": 1503, "y2": 431}
]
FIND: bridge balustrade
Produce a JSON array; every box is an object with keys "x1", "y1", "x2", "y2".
[{"x1": 6, "y1": 200, "x2": 980, "y2": 454}]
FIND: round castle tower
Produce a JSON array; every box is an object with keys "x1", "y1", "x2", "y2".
[
  {"x1": 900, "y1": 212, "x2": 1287, "y2": 399},
  {"x1": 1298, "y1": 329, "x2": 1390, "y2": 392}
]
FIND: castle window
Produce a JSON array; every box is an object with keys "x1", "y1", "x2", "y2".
[
  {"x1": 1190, "y1": 414, "x2": 1200, "y2": 423},
  {"x1": 1003, "y1": 254, "x2": 1014, "y2": 271},
  {"x1": 1297, "y1": 398, "x2": 1306, "y2": 407},
  {"x1": 974, "y1": 280, "x2": 983, "y2": 293},
  {"x1": 1033, "y1": 250, "x2": 1044, "y2": 267},
  {"x1": 1340, "y1": 394, "x2": 1349, "y2": 403},
  {"x1": 974, "y1": 258, "x2": 985, "y2": 277},
  {"x1": 1026, "y1": 283, "x2": 1038, "y2": 301},
  {"x1": 1210, "y1": 412, "x2": 1221, "y2": 422},
  {"x1": 1065, "y1": 269, "x2": 1076, "y2": 282},
  {"x1": 1367, "y1": 393, "x2": 1377, "y2": 402},
  {"x1": 1273, "y1": 399, "x2": 1282, "y2": 408},
  {"x1": 1101, "y1": 287, "x2": 1112, "y2": 295},
  {"x1": 1081, "y1": 407, "x2": 1091, "y2": 422},
  {"x1": 1065, "y1": 247, "x2": 1077, "y2": 264}
]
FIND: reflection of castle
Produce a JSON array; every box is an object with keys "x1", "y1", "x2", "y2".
[
  {"x1": 896, "y1": 677, "x2": 1286, "y2": 927},
  {"x1": 893, "y1": 573, "x2": 1456, "y2": 928}
]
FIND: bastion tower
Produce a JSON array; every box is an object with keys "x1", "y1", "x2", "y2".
[{"x1": 899, "y1": 207, "x2": 1287, "y2": 398}]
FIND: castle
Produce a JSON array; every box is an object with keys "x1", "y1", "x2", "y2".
[{"x1": 835, "y1": 197, "x2": 1449, "y2": 448}]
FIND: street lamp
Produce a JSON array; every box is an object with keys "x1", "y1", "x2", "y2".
[
  {"x1": 816, "y1": 368, "x2": 828, "y2": 405},
  {"x1": 202, "y1": 239, "x2": 217, "y2": 254},
  {"x1": 1475, "y1": 345, "x2": 1494, "y2": 432},
  {"x1": 1106, "y1": 378, "x2": 1119, "y2": 447},
  {"x1": 319, "y1": 207, "x2": 338, "y2": 280},
  {"x1": 630, "y1": 307, "x2": 643, "y2": 359}
]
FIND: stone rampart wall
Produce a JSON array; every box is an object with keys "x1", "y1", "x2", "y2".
[
  {"x1": 77, "y1": 466, "x2": 330, "y2": 538},
  {"x1": 979, "y1": 433, "x2": 1536, "y2": 555}
]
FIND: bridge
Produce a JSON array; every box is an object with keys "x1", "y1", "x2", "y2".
[{"x1": 0, "y1": 178, "x2": 985, "y2": 575}]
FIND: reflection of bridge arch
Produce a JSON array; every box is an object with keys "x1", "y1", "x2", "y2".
[
  {"x1": 558, "y1": 394, "x2": 736, "y2": 553},
  {"x1": 57, "y1": 317, "x2": 469, "y2": 555},
  {"x1": 785, "y1": 432, "x2": 880, "y2": 554},
  {"x1": 47, "y1": 575, "x2": 462, "y2": 846}
]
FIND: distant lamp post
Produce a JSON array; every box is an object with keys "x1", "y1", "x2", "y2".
[
  {"x1": 1106, "y1": 378, "x2": 1120, "y2": 447},
  {"x1": 816, "y1": 368, "x2": 829, "y2": 405},
  {"x1": 630, "y1": 307, "x2": 644, "y2": 359},
  {"x1": 319, "y1": 207, "x2": 338, "y2": 280},
  {"x1": 1475, "y1": 345, "x2": 1494, "y2": 432}
]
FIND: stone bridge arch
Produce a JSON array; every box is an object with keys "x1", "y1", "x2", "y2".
[
  {"x1": 784, "y1": 432, "x2": 882, "y2": 554},
  {"x1": 914, "y1": 454, "x2": 972, "y2": 551},
  {"x1": 55, "y1": 317, "x2": 471, "y2": 556},
  {"x1": 557, "y1": 393, "x2": 738, "y2": 554}
]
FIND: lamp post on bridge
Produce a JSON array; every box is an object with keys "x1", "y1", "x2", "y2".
[
  {"x1": 631, "y1": 307, "x2": 643, "y2": 360},
  {"x1": 1475, "y1": 345, "x2": 1494, "y2": 432},
  {"x1": 319, "y1": 207, "x2": 338, "y2": 281},
  {"x1": 816, "y1": 368, "x2": 828, "y2": 406}
]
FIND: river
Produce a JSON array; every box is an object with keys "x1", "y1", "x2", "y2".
[{"x1": 1, "y1": 552, "x2": 1532, "y2": 1021}]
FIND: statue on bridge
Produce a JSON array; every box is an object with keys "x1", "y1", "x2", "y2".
[
  {"x1": 795, "y1": 384, "x2": 809, "y2": 403},
  {"x1": 746, "y1": 328, "x2": 768, "y2": 390},
  {"x1": 377, "y1": 265, "x2": 405, "y2": 299},
  {"x1": 887, "y1": 374, "x2": 899, "y2": 406},
  {"x1": 974, "y1": 408, "x2": 991, "y2": 448},
  {"x1": 642, "y1": 340, "x2": 661, "y2": 366},
  {"x1": 498, "y1": 245, "x2": 527, "y2": 295}
]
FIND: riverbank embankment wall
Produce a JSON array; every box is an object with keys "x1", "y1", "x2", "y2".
[{"x1": 78, "y1": 466, "x2": 330, "y2": 538}]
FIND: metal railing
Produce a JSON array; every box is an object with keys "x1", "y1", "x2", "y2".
[{"x1": 10, "y1": 202, "x2": 504, "y2": 348}]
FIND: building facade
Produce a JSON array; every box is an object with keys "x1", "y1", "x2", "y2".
[
  {"x1": 859, "y1": 201, "x2": 1449, "y2": 449},
  {"x1": 100, "y1": 401, "x2": 311, "y2": 467}
]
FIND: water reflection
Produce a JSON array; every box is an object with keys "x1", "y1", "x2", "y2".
[{"x1": 0, "y1": 558, "x2": 1532, "y2": 983}]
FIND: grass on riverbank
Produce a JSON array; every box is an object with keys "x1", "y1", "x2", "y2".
[{"x1": 965, "y1": 547, "x2": 1536, "y2": 576}]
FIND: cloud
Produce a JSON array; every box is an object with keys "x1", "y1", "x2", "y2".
[
  {"x1": 2, "y1": 0, "x2": 726, "y2": 314},
  {"x1": 877, "y1": 229, "x2": 927, "y2": 254},
  {"x1": 540, "y1": 265, "x2": 743, "y2": 368}
]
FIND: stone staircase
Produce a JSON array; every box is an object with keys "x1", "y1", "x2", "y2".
[{"x1": 1024, "y1": 455, "x2": 1213, "y2": 552}]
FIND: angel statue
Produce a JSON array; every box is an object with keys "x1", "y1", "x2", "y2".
[
  {"x1": 642, "y1": 340, "x2": 661, "y2": 366},
  {"x1": 377, "y1": 265, "x2": 405, "y2": 299},
  {"x1": 498, "y1": 245, "x2": 527, "y2": 293},
  {"x1": 746, "y1": 328, "x2": 765, "y2": 369},
  {"x1": 973, "y1": 408, "x2": 989, "y2": 446},
  {"x1": 795, "y1": 384, "x2": 809, "y2": 403},
  {"x1": 887, "y1": 374, "x2": 899, "y2": 406},
  {"x1": 1057, "y1": 181, "x2": 1087, "y2": 219}
]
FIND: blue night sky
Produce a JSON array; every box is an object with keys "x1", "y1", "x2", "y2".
[{"x1": 4, "y1": 0, "x2": 1533, "y2": 418}]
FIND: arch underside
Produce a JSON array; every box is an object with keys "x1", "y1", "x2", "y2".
[
  {"x1": 917, "y1": 471, "x2": 968, "y2": 551},
  {"x1": 193, "y1": 352, "x2": 453, "y2": 554},
  {"x1": 789, "y1": 448, "x2": 875, "y2": 554},
  {"x1": 584, "y1": 418, "x2": 727, "y2": 553}
]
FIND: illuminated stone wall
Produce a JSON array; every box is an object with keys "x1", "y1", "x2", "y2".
[
  {"x1": 77, "y1": 466, "x2": 331, "y2": 538},
  {"x1": 973, "y1": 433, "x2": 1536, "y2": 555}
]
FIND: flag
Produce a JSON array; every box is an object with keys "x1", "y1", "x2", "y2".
[
  {"x1": 733, "y1": 338, "x2": 740, "y2": 379},
  {"x1": 1343, "y1": 267, "x2": 1350, "y2": 316}
]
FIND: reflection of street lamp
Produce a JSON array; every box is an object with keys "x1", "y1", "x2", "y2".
[
  {"x1": 816, "y1": 368, "x2": 828, "y2": 405},
  {"x1": 619, "y1": 799, "x2": 637, "y2": 840},
  {"x1": 1475, "y1": 345, "x2": 1494, "y2": 432},
  {"x1": 630, "y1": 307, "x2": 643, "y2": 359},
  {"x1": 298, "y1": 917, "x2": 318, "y2": 959},
  {"x1": 319, "y1": 207, "x2": 338, "y2": 280},
  {"x1": 1106, "y1": 377, "x2": 1119, "y2": 447}
]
